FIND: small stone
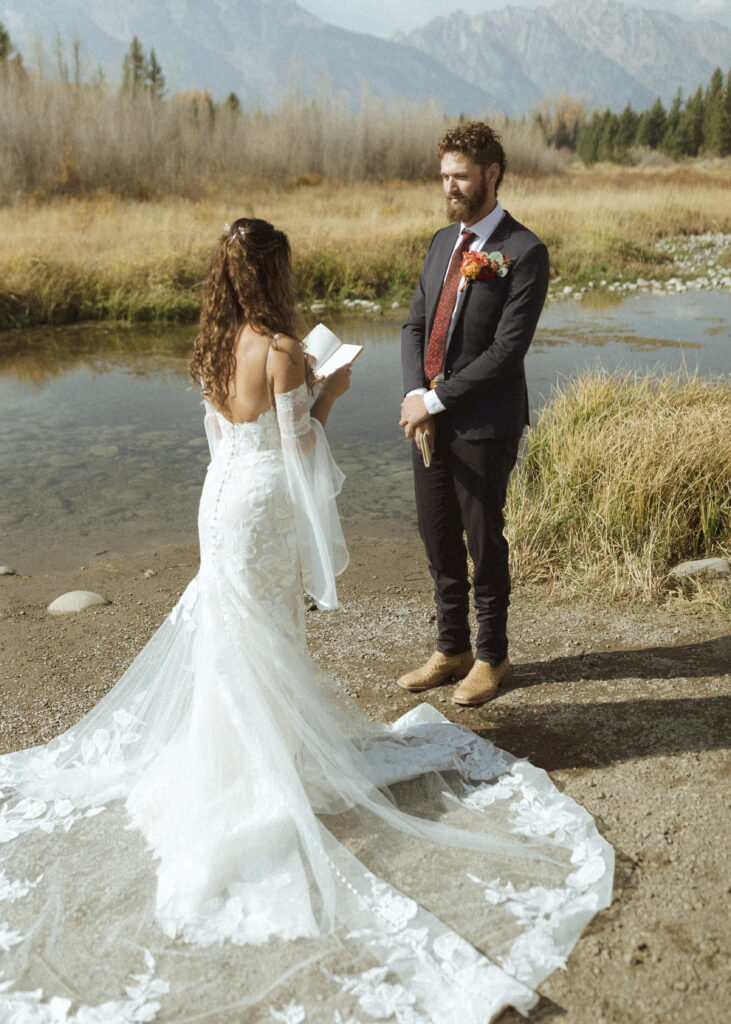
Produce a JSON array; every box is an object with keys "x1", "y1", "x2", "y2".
[
  {"x1": 391, "y1": 301, "x2": 400, "y2": 309},
  {"x1": 310, "y1": 302, "x2": 328, "y2": 312},
  {"x1": 48, "y1": 591, "x2": 110, "y2": 614},
  {"x1": 0, "y1": 566, "x2": 16, "y2": 575},
  {"x1": 562, "y1": 285, "x2": 574, "y2": 295},
  {"x1": 142, "y1": 569, "x2": 157, "y2": 578},
  {"x1": 673, "y1": 981, "x2": 688, "y2": 992},
  {"x1": 669, "y1": 557, "x2": 730, "y2": 578},
  {"x1": 88, "y1": 444, "x2": 119, "y2": 457}
]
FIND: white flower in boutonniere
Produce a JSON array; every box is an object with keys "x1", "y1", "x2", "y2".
[{"x1": 459, "y1": 250, "x2": 513, "y2": 291}]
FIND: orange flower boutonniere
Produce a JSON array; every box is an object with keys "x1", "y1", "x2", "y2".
[{"x1": 459, "y1": 250, "x2": 513, "y2": 291}]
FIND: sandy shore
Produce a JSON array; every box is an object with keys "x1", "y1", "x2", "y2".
[{"x1": 1, "y1": 532, "x2": 729, "y2": 1024}]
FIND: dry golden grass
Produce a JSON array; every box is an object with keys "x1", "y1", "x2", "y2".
[
  {"x1": 1, "y1": 164, "x2": 729, "y2": 327},
  {"x1": 506, "y1": 369, "x2": 731, "y2": 602}
]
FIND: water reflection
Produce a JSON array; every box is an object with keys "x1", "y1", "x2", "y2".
[{"x1": 0, "y1": 292, "x2": 728, "y2": 574}]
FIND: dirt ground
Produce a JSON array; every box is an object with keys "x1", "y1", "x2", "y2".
[{"x1": 1, "y1": 533, "x2": 729, "y2": 1024}]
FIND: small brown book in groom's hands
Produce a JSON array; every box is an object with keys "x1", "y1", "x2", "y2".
[{"x1": 419, "y1": 431, "x2": 432, "y2": 468}]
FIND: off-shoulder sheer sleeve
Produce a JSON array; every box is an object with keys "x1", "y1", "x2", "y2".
[
  {"x1": 202, "y1": 398, "x2": 223, "y2": 460},
  {"x1": 275, "y1": 384, "x2": 349, "y2": 610}
]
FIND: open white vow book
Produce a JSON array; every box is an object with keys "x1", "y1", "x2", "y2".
[{"x1": 303, "y1": 323, "x2": 363, "y2": 376}]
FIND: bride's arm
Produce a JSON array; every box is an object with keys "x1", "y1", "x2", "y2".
[
  {"x1": 269, "y1": 338, "x2": 349, "y2": 609},
  {"x1": 269, "y1": 337, "x2": 351, "y2": 429},
  {"x1": 310, "y1": 365, "x2": 352, "y2": 427}
]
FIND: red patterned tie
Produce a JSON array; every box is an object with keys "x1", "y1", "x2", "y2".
[{"x1": 424, "y1": 229, "x2": 476, "y2": 381}]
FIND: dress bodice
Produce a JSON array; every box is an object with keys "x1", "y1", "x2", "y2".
[{"x1": 203, "y1": 402, "x2": 282, "y2": 457}]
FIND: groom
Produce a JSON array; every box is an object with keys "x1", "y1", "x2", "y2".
[{"x1": 398, "y1": 121, "x2": 549, "y2": 706}]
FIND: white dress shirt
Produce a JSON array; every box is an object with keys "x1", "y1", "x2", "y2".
[{"x1": 410, "y1": 201, "x2": 505, "y2": 415}]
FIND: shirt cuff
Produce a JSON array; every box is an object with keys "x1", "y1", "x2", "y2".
[
  {"x1": 405, "y1": 388, "x2": 428, "y2": 397},
  {"x1": 423, "y1": 389, "x2": 446, "y2": 415}
]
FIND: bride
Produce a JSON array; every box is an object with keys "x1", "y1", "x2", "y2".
[{"x1": 0, "y1": 219, "x2": 613, "y2": 1023}]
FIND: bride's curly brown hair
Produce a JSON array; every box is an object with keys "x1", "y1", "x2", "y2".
[{"x1": 189, "y1": 217, "x2": 313, "y2": 406}]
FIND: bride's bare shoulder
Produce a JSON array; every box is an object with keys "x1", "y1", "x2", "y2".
[
  {"x1": 270, "y1": 333, "x2": 305, "y2": 363},
  {"x1": 269, "y1": 334, "x2": 306, "y2": 392}
]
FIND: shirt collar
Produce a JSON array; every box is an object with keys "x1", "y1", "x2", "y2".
[{"x1": 461, "y1": 200, "x2": 504, "y2": 243}]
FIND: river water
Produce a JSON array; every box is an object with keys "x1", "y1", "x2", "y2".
[{"x1": 0, "y1": 291, "x2": 728, "y2": 573}]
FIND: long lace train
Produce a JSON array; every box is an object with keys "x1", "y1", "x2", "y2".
[{"x1": 0, "y1": 386, "x2": 613, "y2": 1023}]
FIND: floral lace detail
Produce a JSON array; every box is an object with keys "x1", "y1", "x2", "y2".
[
  {"x1": 0, "y1": 796, "x2": 105, "y2": 844},
  {"x1": 0, "y1": 696, "x2": 148, "y2": 838},
  {"x1": 461, "y1": 761, "x2": 611, "y2": 984},
  {"x1": 0, "y1": 951, "x2": 169, "y2": 1024},
  {"x1": 269, "y1": 1002, "x2": 307, "y2": 1024},
  {"x1": 0, "y1": 869, "x2": 41, "y2": 903},
  {"x1": 325, "y1": 860, "x2": 537, "y2": 1024}
]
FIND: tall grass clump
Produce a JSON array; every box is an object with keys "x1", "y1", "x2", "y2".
[
  {"x1": 506, "y1": 370, "x2": 731, "y2": 600},
  {"x1": 0, "y1": 65, "x2": 564, "y2": 201}
]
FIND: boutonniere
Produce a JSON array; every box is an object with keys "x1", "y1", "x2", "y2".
[{"x1": 459, "y1": 250, "x2": 513, "y2": 291}]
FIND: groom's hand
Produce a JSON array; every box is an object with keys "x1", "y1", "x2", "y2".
[
  {"x1": 415, "y1": 419, "x2": 435, "y2": 454},
  {"x1": 400, "y1": 395, "x2": 430, "y2": 439}
]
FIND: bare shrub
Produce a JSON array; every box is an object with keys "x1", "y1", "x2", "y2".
[{"x1": 0, "y1": 68, "x2": 564, "y2": 200}]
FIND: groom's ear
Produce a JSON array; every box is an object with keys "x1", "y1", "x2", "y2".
[{"x1": 484, "y1": 163, "x2": 501, "y2": 191}]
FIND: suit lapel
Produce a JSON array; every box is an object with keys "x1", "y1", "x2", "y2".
[{"x1": 444, "y1": 212, "x2": 515, "y2": 350}]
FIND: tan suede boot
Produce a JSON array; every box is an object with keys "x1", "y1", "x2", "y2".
[
  {"x1": 397, "y1": 650, "x2": 474, "y2": 692},
  {"x1": 452, "y1": 657, "x2": 512, "y2": 706}
]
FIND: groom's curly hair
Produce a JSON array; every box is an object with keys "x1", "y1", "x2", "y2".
[
  {"x1": 190, "y1": 218, "x2": 312, "y2": 407},
  {"x1": 437, "y1": 121, "x2": 506, "y2": 194}
]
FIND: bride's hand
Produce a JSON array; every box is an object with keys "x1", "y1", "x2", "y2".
[{"x1": 318, "y1": 363, "x2": 352, "y2": 399}]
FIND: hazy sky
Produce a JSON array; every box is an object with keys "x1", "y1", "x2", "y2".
[{"x1": 297, "y1": 0, "x2": 731, "y2": 36}]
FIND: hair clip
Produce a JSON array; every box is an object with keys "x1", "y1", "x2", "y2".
[{"x1": 223, "y1": 222, "x2": 231, "y2": 233}]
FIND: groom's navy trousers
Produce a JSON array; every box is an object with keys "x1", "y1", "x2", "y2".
[
  {"x1": 412, "y1": 419, "x2": 520, "y2": 664},
  {"x1": 402, "y1": 210, "x2": 549, "y2": 665}
]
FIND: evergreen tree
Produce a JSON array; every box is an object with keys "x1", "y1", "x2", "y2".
[
  {"x1": 677, "y1": 87, "x2": 704, "y2": 157},
  {"x1": 146, "y1": 48, "x2": 165, "y2": 99},
  {"x1": 0, "y1": 20, "x2": 11, "y2": 62},
  {"x1": 597, "y1": 110, "x2": 619, "y2": 162},
  {"x1": 615, "y1": 103, "x2": 639, "y2": 158},
  {"x1": 636, "y1": 97, "x2": 667, "y2": 150},
  {"x1": 0, "y1": 20, "x2": 23, "y2": 75},
  {"x1": 703, "y1": 66, "x2": 724, "y2": 154},
  {"x1": 576, "y1": 112, "x2": 602, "y2": 163},
  {"x1": 225, "y1": 91, "x2": 241, "y2": 113},
  {"x1": 660, "y1": 88, "x2": 683, "y2": 156},
  {"x1": 122, "y1": 36, "x2": 147, "y2": 93},
  {"x1": 719, "y1": 68, "x2": 731, "y2": 157}
]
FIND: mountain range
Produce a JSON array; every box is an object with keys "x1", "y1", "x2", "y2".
[{"x1": 2, "y1": 0, "x2": 730, "y2": 115}]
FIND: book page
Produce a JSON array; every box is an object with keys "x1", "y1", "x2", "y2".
[
  {"x1": 319, "y1": 344, "x2": 362, "y2": 376},
  {"x1": 302, "y1": 324, "x2": 340, "y2": 372}
]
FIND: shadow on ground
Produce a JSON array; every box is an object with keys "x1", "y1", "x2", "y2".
[
  {"x1": 512, "y1": 635, "x2": 730, "y2": 686},
  {"x1": 470, "y1": 635, "x2": 731, "y2": 771}
]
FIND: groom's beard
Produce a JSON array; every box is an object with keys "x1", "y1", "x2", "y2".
[{"x1": 446, "y1": 171, "x2": 488, "y2": 224}]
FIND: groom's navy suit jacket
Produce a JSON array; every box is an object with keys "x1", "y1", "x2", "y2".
[{"x1": 402, "y1": 210, "x2": 549, "y2": 440}]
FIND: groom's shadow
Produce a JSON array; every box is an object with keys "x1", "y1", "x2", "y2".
[{"x1": 473, "y1": 635, "x2": 730, "y2": 771}]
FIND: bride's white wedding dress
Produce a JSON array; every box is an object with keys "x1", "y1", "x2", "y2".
[{"x1": 0, "y1": 378, "x2": 613, "y2": 1023}]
